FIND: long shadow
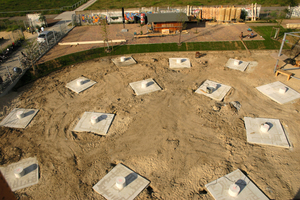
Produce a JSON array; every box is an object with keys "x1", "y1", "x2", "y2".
[
  {"x1": 293, "y1": 188, "x2": 300, "y2": 199},
  {"x1": 281, "y1": 52, "x2": 300, "y2": 69},
  {"x1": 290, "y1": 38, "x2": 300, "y2": 52},
  {"x1": 182, "y1": 26, "x2": 224, "y2": 43},
  {"x1": 24, "y1": 163, "x2": 38, "y2": 175},
  {"x1": 186, "y1": 21, "x2": 206, "y2": 29},
  {"x1": 0, "y1": 38, "x2": 10, "y2": 45},
  {"x1": 47, "y1": 20, "x2": 62, "y2": 28},
  {"x1": 125, "y1": 172, "x2": 138, "y2": 186}
]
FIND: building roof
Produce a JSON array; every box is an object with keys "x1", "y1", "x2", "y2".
[{"x1": 147, "y1": 13, "x2": 188, "y2": 23}]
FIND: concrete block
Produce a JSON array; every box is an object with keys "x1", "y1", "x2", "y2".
[
  {"x1": 205, "y1": 169, "x2": 268, "y2": 200},
  {"x1": 73, "y1": 112, "x2": 115, "y2": 136},
  {"x1": 169, "y1": 58, "x2": 191, "y2": 69},
  {"x1": 0, "y1": 157, "x2": 39, "y2": 191},
  {"x1": 244, "y1": 117, "x2": 290, "y2": 148},
  {"x1": 112, "y1": 56, "x2": 137, "y2": 67},
  {"x1": 66, "y1": 77, "x2": 96, "y2": 94},
  {"x1": 225, "y1": 58, "x2": 250, "y2": 72},
  {"x1": 129, "y1": 78, "x2": 162, "y2": 96},
  {"x1": 256, "y1": 81, "x2": 300, "y2": 104},
  {"x1": 93, "y1": 163, "x2": 150, "y2": 200},
  {"x1": 195, "y1": 80, "x2": 232, "y2": 101},
  {"x1": 0, "y1": 108, "x2": 39, "y2": 129}
]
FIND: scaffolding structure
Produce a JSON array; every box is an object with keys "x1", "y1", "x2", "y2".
[{"x1": 275, "y1": 31, "x2": 300, "y2": 81}]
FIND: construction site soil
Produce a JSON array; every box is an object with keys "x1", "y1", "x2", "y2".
[{"x1": 1, "y1": 49, "x2": 300, "y2": 199}]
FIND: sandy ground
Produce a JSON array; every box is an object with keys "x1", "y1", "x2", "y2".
[{"x1": 0, "y1": 50, "x2": 300, "y2": 199}]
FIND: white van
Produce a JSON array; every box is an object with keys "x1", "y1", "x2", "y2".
[{"x1": 37, "y1": 31, "x2": 54, "y2": 43}]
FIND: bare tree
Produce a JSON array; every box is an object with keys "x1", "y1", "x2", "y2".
[
  {"x1": 100, "y1": 18, "x2": 111, "y2": 52},
  {"x1": 177, "y1": 12, "x2": 187, "y2": 46},
  {"x1": 24, "y1": 39, "x2": 39, "y2": 62}
]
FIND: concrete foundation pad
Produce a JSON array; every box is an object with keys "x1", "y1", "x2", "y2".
[
  {"x1": 0, "y1": 157, "x2": 39, "y2": 191},
  {"x1": 73, "y1": 112, "x2": 115, "y2": 136},
  {"x1": 244, "y1": 117, "x2": 290, "y2": 148},
  {"x1": 129, "y1": 78, "x2": 162, "y2": 96},
  {"x1": 66, "y1": 77, "x2": 96, "y2": 94},
  {"x1": 112, "y1": 56, "x2": 137, "y2": 67},
  {"x1": 256, "y1": 81, "x2": 300, "y2": 104},
  {"x1": 195, "y1": 80, "x2": 232, "y2": 101},
  {"x1": 205, "y1": 169, "x2": 268, "y2": 200},
  {"x1": 169, "y1": 58, "x2": 191, "y2": 69},
  {"x1": 0, "y1": 108, "x2": 39, "y2": 128},
  {"x1": 225, "y1": 58, "x2": 250, "y2": 72},
  {"x1": 93, "y1": 163, "x2": 150, "y2": 200},
  {"x1": 270, "y1": 53, "x2": 288, "y2": 61}
]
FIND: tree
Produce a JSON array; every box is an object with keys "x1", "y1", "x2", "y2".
[
  {"x1": 283, "y1": 8, "x2": 291, "y2": 19},
  {"x1": 241, "y1": 9, "x2": 248, "y2": 21},
  {"x1": 100, "y1": 18, "x2": 111, "y2": 52},
  {"x1": 39, "y1": 14, "x2": 47, "y2": 27},
  {"x1": 24, "y1": 39, "x2": 39, "y2": 61},
  {"x1": 177, "y1": 12, "x2": 187, "y2": 46}
]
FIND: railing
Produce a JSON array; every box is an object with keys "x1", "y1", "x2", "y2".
[
  {"x1": 0, "y1": 21, "x2": 74, "y2": 96},
  {"x1": 0, "y1": 0, "x2": 88, "y2": 14},
  {"x1": 61, "y1": 0, "x2": 88, "y2": 10}
]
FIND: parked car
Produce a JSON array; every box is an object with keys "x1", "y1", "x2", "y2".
[{"x1": 37, "y1": 31, "x2": 55, "y2": 43}]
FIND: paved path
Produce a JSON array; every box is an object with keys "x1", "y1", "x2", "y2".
[
  {"x1": 53, "y1": 0, "x2": 97, "y2": 23},
  {"x1": 75, "y1": 0, "x2": 97, "y2": 11}
]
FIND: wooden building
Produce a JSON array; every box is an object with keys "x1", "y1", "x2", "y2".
[{"x1": 147, "y1": 13, "x2": 188, "y2": 33}]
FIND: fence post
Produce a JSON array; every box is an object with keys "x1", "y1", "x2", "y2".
[
  {"x1": 23, "y1": 21, "x2": 27, "y2": 30},
  {"x1": 53, "y1": 29, "x2": 57, "y2": 43},
  {"x1": 9, "y1": 34, "x2": 13, "y2": 45},
  {"x1": 46, "y1": 35, "x2": 49, "y2": 46},
  {"x1": 60, "y1": 24, "x2": 63, "y2": 35},
  {"x1": 17, "y1": 56, "x2": 23, "y2": 70},
  {"x1": 5, "y1": 66, "x2": 13, "y2": 83},
  {"x1": 20, "y1": 27, "x2": 24, "y2": 39}
]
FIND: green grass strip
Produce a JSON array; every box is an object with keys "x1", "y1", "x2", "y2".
[{"x1": 15, "y1": 25, "x2": 290, "y2": 89}]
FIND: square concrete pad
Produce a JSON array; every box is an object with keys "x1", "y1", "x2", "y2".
[
  {"x1": 225, "y1": 58, "x2": 250, "y2": 72},
  {"x1": 0, "y1": 157, "x2": 39, "y2": 191},
  {"x1": 66, "y1": 77, "x2": 96, "y2": 94},
  {"x1": 73, "y1": 112, "x2": 115, "y2": 136},
  {"x1": 129, "y1": 78, "x2": 162, "y2": 96},
  {"x1": 244, "y1": 117, "x2": 290, "y2": 148},
  {"x1": 205, "y1": 169, "x2": 268, "y2": 200},
  {"x1": 93, "y1": 163, "x2": 150, "y2": 200},
  {"x1": 0, "y1": 108, "x2": 39, "y2": 128},
  {"x1": 169, "y1": 58, "x2": 191, "y2": 69},
  {"x1": 256, "y1": 81, "x2": 300, "y2": 104},
  {"x1": 112, "y1": 56, "x2": 137, "y2": 67},
  {"x1": 195, "y1": 80, "x2": 232, "y2": 101}
]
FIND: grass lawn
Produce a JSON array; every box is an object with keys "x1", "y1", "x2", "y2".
[
  {"x1": 245, "y1": 26, "x2": 284, "y2": 50},
  {"x1": 16, "y1": 25, "x2": 291, "y2": 88},
  {"x1": 0, "y1": 0, "x2": 83, "y2": 12},
  {"x1": 87, "y1": 0, "x2": 298, "y2": 10}
]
